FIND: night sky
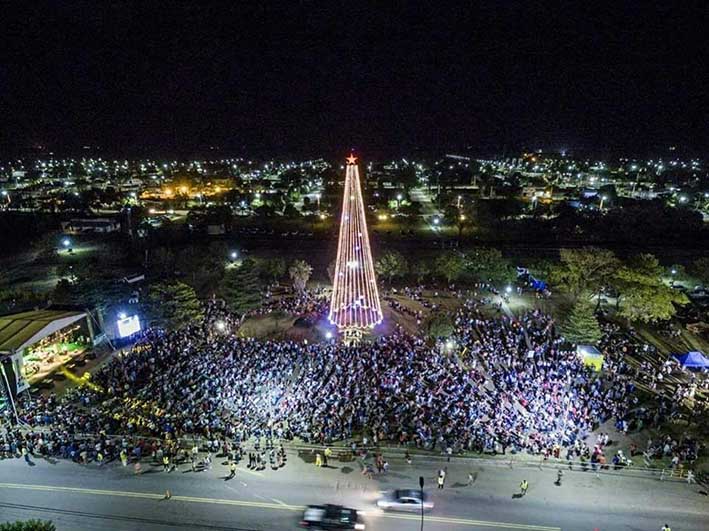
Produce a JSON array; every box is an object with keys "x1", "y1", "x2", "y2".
[{"x1": 2, "y1": 1, "x2": 707, "y2": 158}]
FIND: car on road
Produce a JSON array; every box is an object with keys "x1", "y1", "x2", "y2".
[
  {"x1": 300, "y1": 504, "x2": 365, "y2": 530},
  {"x1": 377, "y1": 489, "x2": 434, "y2": 512}
]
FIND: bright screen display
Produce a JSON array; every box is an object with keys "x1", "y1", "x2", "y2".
[{"x1": 117, "y1": 315, "x2": 141, "y2": 338}]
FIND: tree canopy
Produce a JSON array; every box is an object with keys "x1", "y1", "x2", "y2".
[
  {"x1": 375, "y1": 251, "x2": 408, "y2": 283},
  {"x1": 288, "y1": 260, "x2": 313, "y2": 292},
  {"x1": 435, "y1": 251, "x2": 466, "y2": 284},
  {"x1": 220, "y1": 258, "x2": 262, "y2": 314},
  {"x1": 549, "y1": 247, "x2": 619, "y2": 299},
  {"x1": 0, "y1": 520, "x2": 56, "y2": 531},
  {"x1": 143, "y1": 281, "x2": 203, "y2": 329},
  {"x1": 427, "y1": 313, "x2": 455, "y2": 339},
  {"x1": 611, "y1": 254, "x2": 688, "y2": 322},
  {"x1": 559, "y1": 294, "x2": 603, "y2": 344},
  {"x1": 689, "y1": 257, "x2": 709, "y2": 285},
  {"x1": 464, "y1": 248, "x2": 515, "y2": 285}
]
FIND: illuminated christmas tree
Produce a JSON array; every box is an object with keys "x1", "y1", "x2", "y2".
[{"x1": 329, "y1": 154, "x2": 383, "y2": 341}]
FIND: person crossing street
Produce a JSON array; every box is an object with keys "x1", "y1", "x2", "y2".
[
  {"x1": 519, "y1": 479, "x2": 529, "y2": 496},
  {"x1": 437, "y1": 468, "x2": 446, "y2": 489},
  {"x1": 228, "y1": 461, "x2": 236, "y2": 479}
]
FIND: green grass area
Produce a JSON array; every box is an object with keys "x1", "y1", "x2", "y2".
[{"x1": 239, "y1": 313, "x2": 297, "y2": 339}]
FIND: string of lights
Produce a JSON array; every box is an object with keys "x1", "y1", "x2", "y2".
[{"x1": 328, "y1": 154, "x2": 383, "y2": 340}]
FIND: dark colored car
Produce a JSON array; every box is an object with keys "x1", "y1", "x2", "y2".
[{"x1": 300, "y1": 504, "x2": 365, "y2": 530}]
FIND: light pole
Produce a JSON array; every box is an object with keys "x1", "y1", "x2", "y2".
[
  {"x1": 419, "y1": 476, "x2": 425, "y2": 531},
  {"x1": 599, "y1": 195, "x2": 608, "y2": 210}
]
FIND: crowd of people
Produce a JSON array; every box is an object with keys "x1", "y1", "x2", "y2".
[{"x1": 1, "y1": 286, "x2": 705, "y2": 478}]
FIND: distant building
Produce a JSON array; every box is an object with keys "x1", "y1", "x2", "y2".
[{"x1": 61, "y1": 218, "x2": 121, "y2": 234}]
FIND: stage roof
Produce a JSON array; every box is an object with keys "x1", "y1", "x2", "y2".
[{"x1": 0, "y1": 309, "x2": 87, "y2": 354}]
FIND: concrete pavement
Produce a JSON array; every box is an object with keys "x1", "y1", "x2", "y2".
[{"x1": 1, "y1": 448, "x2": 706, "y2": 530}]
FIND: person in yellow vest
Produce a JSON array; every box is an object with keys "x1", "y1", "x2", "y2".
[
  {"x1": 228, "y1": 461, "x2": 237, "y2": 479},
  {"x1": 97, "y1": 452, "x2": 104, "y2": 467},
  {"x1": 315, "y1": 452, "x2": 323, "y2": 467},
  {"x1": 661, "y1": 524, "x2": 671, "y2": 531},
  {"x1": 120, "y1": 449, "x2": 128, "y2": 467},
  {"x1": 323, "y1": 447, "x2": 333, "y2": 467},
  {"x1": 519, "y1": 479, "x2": 529, "y2": 496},
  {"x1": 163, "y1": 455, "x2": 170, "y2": 472}
]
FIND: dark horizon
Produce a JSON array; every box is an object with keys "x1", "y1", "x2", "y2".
[{"x1": 2, "y1": 2, "x2": 707, "y2": 159}]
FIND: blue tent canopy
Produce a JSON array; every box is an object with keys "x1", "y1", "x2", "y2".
[{"x1": 674, "y1": 351, "x2": 709, "y2": 369}]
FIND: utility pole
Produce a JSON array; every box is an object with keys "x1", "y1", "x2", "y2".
[{"x1": 419, "y1": 475, "x2": 425, "y2": 531}]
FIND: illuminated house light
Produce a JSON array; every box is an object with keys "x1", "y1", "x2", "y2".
[{"x1": 329, "y1": 154, "x2": 383, "y2": 340}]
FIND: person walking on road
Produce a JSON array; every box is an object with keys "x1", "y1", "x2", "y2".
[
  {"x1": 661, "y1": 524, "x2": 671, "y2": 531},
  {"x1": 323, "y1": 447, "x2": 333, "y2": 467},
  {"x1": 519, "y1": 479, "x2": 529, "y2": 496},
  {"x1": 163, "y1": 455, "x2": 170, "y2": 472},
  {"x1": 120, "y1": 449, "x2": 128, "y2": 467},
  {"x1": 556, "y1": 469, "x2": 563, "y2": 486},
  {"x1": 315, "y1": 452, "x2": 323, "y2": 467},
  {"x1": 437, "y1": 469, "x2": 446, "y2": 489},
  {"x1": 228, "y1": 461, "x2": 236, "y2": 479}
]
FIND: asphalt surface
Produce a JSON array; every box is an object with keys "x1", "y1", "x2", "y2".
[{"x1": 0, "y1": 451, "x2": 706, "y2": 531}]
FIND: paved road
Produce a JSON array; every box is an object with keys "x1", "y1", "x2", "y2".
[
  {"x1": 0, "y1": 451, "x2": 706, "y2": 531},
  {"x1": 409, "y1": 187, "x2": 442, "y2": 234}
]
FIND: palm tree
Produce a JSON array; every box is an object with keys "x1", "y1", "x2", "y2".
[{"x1": 289, "y1": 260, "x2": 313, "y2": 293}]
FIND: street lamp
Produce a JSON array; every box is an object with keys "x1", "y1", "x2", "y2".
[
  {"x1": 432, "y1": 217, "x2": 440, "y2": 225},
  {"x1": 62, "y1": 238, "x2": 71, "y2": 249},
  {"x1": 505, "y1": 285, "x2": 513, "y2": 294},
  {"x1": 230, "y1": 251, "x2": 238, "y2": 261},
  {"x1": 599, "y1": 195, "x2": 608, "y2": 210}
]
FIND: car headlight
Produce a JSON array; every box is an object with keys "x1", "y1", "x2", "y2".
[{"x1": 354, "y1": 524, "x2": 365, "y2": 530}]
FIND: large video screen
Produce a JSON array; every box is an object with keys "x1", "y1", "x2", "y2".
[{"x1": 117, "y1": 315, "x2": 141, "y2": 338}]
